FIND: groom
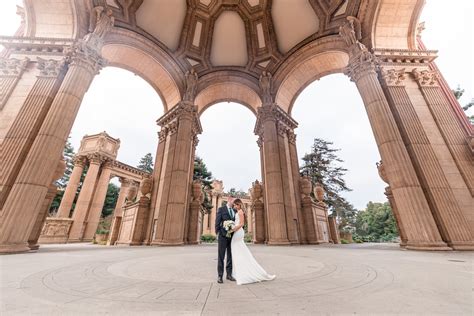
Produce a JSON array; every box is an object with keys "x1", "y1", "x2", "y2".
[{"x1": 215, "y1": 197, "x2": 236, "y2": 283}]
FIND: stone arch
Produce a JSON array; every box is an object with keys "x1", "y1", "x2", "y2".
[
  {"x1": 273, "y1": 37, "x2": 350, "y2": 114},
  {"x1": 195, "y1": 73, "x2": 261, "y2": 116},
  {"x1": 369, "y1": 0, "x2": 424, "y2": 50}
]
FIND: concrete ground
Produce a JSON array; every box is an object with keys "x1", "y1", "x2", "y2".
[{"x1": 0, "y1": 243, "x2": 472, "y2": 315}]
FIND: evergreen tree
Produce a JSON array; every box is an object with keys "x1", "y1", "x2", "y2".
[
  {"x1": 56, "y1": 137, "x2": 75, "y2": 190},
  {"x1": 452, "y1": 85, "x2": 474, "y2": 123},
  {"x1": 300, "y1": 138, "x2": 351, "y2": 211},
  {"x1": 101, "y1": 183, "x2": 120, "y2": 218},
  {"x1": 137, "y1": 153, "x2": 154, "y2": 173},
  {"x1": 227, "y1": 187, "x2": 247, "y2": 197},
  {"x1": 193, "y1": 156, "x2": 214, "y2": 213}
]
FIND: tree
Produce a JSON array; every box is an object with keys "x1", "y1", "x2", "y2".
[
  {"x1": 227, "y1": 187, "x2": 247, "y2": 197},
  {"x1": 56, "y1": 137, "x2": 75, "y2": 190},
  {"x1": 452, "y1": 85, "x2": 474, "y2": 123},
  {"x1": 137, "y1": 153, "x2": 154, "y2": 173},
  {"x1": 300, "y1": 138, "x2": 352, "y2": 211},
  {"x1": 354, "y1": 202, "x2": 398, "y2": 242},
  {"x1": 101, "y1": 183, "x2": 120, "y2": 218},
  {"x1": 193, "y1": 156, "x2": 214, "y2": 213}
]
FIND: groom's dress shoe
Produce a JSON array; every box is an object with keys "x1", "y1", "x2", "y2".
[
  {"x1": 217, "y1": 276, "x2": 223, "y2": 283},
  {"x1": 226, "y1": 276, "x2": 236, "y2": 282}
]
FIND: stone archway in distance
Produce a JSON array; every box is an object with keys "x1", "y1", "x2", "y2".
[{"x1": 0, "y1": 0, "x2": 472, "y2": 254}]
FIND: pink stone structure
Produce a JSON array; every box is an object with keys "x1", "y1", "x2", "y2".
[{"x1": 0, "y1": 0, "x2": 472, "y2": 253}]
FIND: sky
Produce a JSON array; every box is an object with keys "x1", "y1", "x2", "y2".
[{"x1": 1, "y1": 1, "x2": 472, "y2": 209}]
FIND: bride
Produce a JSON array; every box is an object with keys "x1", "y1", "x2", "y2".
[{"x1": 230, "y1": 198, "x2": 276, "y2": 285}]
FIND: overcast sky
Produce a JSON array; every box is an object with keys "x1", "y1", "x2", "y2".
[{"x1": 1, "y1": 1, "x2": 472, "y2": 209}]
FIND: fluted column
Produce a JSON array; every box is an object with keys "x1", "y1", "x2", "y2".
[
  {"x1": 0, "y1": 42, "x2": 105, "y2": 253},
  {"x1": 339, "y1": 18, "x2": 448, "y2": 250},
  {"x1": 68, "y1": 154, "x2": 103, "y2": 242},
  {"x1": 380, "y1": 68, "x2": 473, "y2": 250},
  {"x1": 82, "y1": 160, "x2": 113, "y2": 241},
  {"x1": 0, "y1": 57, "x2": 59, "y2": 210},
  {"x1": 56, "y1": 155, "x2": 86, "y2": 218},
  {"x1": 255, "y1": 104, "x2": 291, "y2": 245},
  {"x1": 151, "y1": 101, "x2": 202, "y2": 245},
  {"x1": 28, "y1": 158, "x2": 66, "y2": 250}
]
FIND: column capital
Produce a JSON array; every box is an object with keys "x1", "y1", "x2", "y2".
[
  {"x1": 87, "y1": 153, "x2": 107, "y2": 165},
  {"x1": 256, "y1": 135, "x2": 264, "y2": 148},
  {"x1": 339, "y1": 16, "x2": 379, "y2": 82},
  {"x1": 156, "y1": 101, "x2": 202, "y2": 135},
  {"x1": 254, "y1": 103, "x2": 298, "y2": 136},
  {"x1": 288, "y1": 130, "x2": 297, "y2": 144},
  {"x1": 158, "y1": 128, "x2": 168, "y2": 142},
  {"x1": 64, "y1": 40, "x2": 107, "y2": 75},
  {"x1": 36, "y1": 57, "x2": 66, "y2": 78},
  {"x1": 411, "y1": 68, "x2": 439, "y2": 87},
  {"x1": 119, "y1": 178, "x2": 133, "y2": 187},
  {"x1": 0, "y1": 57, "x2": 29, "y2": 77},
  {"x1": 380, "y1": 68, "x2": 407, "y2": 87},
  {"x1": 72, "y1": 155, "x2": 87, "y2": 167}
]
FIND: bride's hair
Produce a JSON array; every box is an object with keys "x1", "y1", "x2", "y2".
[{"x1": 233, "y1": 198, "x2": 243, "y2": 209}]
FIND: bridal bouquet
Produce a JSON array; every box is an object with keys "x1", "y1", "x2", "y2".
[{"x1": 223, "y1": 220, "x2": 235, "y2": 238}]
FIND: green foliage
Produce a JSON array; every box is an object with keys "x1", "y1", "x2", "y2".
[
  {"x1": 200, "y1": 234, "x2": 216, "y2": 243},
  {"x1": 355, "y1": 202, "x2": 398, "y2": 242},
  {"x1": 56, "y1": 137, "x2": 75, "y2": 190},
  {"x1": 352, "y1": 233, "x2": 364, "y2": 243},
  {"x1": 193, "y1": 156, "x2": 214, "y2": 213},
  {"x1": 452, "y1": 85, "x2": 474, "y2": 124},
  {"x1": 244, "y1": 233, "x2": 253, "y2": 243},
  {"x1": 101, "y1": 183, "x2": 120, "y2": 218},
  {"x1": 340, "y1": 239, "x2": 349, "y2": 244},
  {"x1": 227, "y1": 188, "x2": 247, "y2": 197},
  {"x1": 137, "y1": 153, "x2": 154, "y2": 173}
]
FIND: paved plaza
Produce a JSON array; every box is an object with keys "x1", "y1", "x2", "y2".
[{"x1": 0, "y1": 243, "x2": 472, "y2": 315}]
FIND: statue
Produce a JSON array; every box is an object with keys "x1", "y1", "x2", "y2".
[
  {"x1": 89, "y1": 6, "x2": 114, "y2": 38},
  {"x1": 184, "y1": 68, "x2": 198, "y2": 102},
  {"x1": 259, "y1": 71, "x2": 273, "y2": 104},
  {"x1": 339, "y1": 16, "x2": 361, "y2": 47}
]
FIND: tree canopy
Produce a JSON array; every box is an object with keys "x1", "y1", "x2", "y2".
[{"x1": 137, "y1": 153, "x2": 154, "y2": 173}]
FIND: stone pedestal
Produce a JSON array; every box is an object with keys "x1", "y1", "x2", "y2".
[
  {"x1": 28, "y1": 184, "x2": 58, "y2": 250},
  {"x1": 116, "y1": 197, "x2": 151, "y2": 246},
  {"x1": 107, "y1": 178, "x2": 132, "y2": 245},
  {"x1": 38, "y1": 218, "x2": 73, "y2": 244},
  {"x1": 328, "y1": 216, "x2": 340, "y2": 244},
  {"x1": 301, "y1": 195, "x2": 319, "y2": 244}
]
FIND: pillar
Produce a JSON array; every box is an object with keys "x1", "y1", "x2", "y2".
[
  {"x1": 340, "y1": 20, "x2": 449, "y2": 250},
  {"x1": 68, "y1": 154, "x2": 103, "y2": 242},
  {"x1": 107, "y1": 178, "x2": 131, "y2": 245},
  {"x1": 151, "y1": 101, "x2": 202, "y2": 245},
  {"x1": 0, "y1": 41, "x2": 105, "y2": 253},
  {"x1": 56, "y1": 155, "x2": 86, "y2": 218},
  {"x1": 328, "y1": 216, "x2": 340, "y2": 244},
  {"x1": 82, "y1": 160, "x2": 113, "y2": 241},
  {"x1": 379, "y1": 67, "x2": 473, "y2": 250},
  {"x1": 0, "y1": 57, "x2": 64, "y2": 210},
  {"x1": 255, "y1": 104, "x2": 303, "y2": 245}
]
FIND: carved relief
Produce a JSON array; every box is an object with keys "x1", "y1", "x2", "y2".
[
  {"x1": 376, "y1": 160, "x2": 389, "y2": 184},
  {"x1": 380, "y1": 68, "x2": 407, "y2": 86},
  {"x1": 36, "y1": 58, "x2": 65, "y2": 77},
  {"x1": 259, "y1": 71, "x2": 273, "y2": 104},
  {"x1": 184, "y1": 68, "x2": 198, "y2": 102},
  {"x1": 412, "y1": 68, "x2": 439, "y2": 87},
  {"x1": 0, "y1": 57, "x2": 29, "y2": 76}
]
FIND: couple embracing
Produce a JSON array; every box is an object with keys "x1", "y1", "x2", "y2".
[{"x1": 215, "y1": 197, "x2": 276, "y2": 285}]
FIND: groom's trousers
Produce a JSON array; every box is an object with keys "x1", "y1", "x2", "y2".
[{"x1": 217, "y1": 234, "x2": 232, "y2": 277}]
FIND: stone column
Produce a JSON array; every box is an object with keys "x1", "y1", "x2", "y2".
[
  {"x1": 28, "y1": 158, "x2": 66, "y2": 250},
  {"x1": 0, "y1": 41, "x2": 105, "y2": 253},
  {"x1": 151, "y1": 101, "x2": 202, "y2": 245},
  {"x1": 328, "y1": 216, "x2": 340, "y2": 244},
  {"x1": 107, "y1": 178, "x2": 131, "y2": 246},
  {"x1": 1, "y1": 57, "x2": 64, "y2": 210},
  {"x1": 68, "y1": 154, "x2": 103, "y2": 242},
  {"x1": 338, "y1": 18, "x2": 448, "y2": 251},
  {"x1": 82, "y1": 160, "x2": 113, "y2": 241},
  {"x1": 56, "y1": 155, "x2": 87, "y2": 218},
  {"x1": 380, "y1": 69, "x2": 473, "y2": 250}
]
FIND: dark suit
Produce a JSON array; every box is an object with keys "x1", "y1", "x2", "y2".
[{"x1": 215, "y1": 205, "x2": 235, "y2": 277}]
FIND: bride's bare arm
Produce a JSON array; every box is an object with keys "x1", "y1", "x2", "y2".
[{"x1": 233, "y1": 210, "x2": 245, "y2": 232}]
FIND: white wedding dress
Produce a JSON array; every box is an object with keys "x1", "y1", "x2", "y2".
[{"x1": 231, "y1": 211, "x2": 276, "y2": 285}]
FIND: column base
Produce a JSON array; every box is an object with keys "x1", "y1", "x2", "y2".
[
  {"x1": 0, "y1": 243, "x2": 31, "y2": 254},
  {"x1": 405, "y1": 241, "x2": 451, "y2": 251},
  {"x1": 448, "y1": 241, "x2": 474, "y2": 251},
  {"x1": 151, "y1": 240, "x2": 185, "y2": 246},
  {"x1": 266, "y1": 239, "x2": 291, "y2": 245},
  {"x1": 28, "y1": 243, "x2": 40, "y2": 251}
]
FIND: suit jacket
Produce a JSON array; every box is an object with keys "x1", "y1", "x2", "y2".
[{"x1": 215, "y1": 205, "x2": 235, "y2": 238}]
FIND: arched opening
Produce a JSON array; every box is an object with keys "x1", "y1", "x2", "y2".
[
  {"x1": 196, "y1": 101, "x2": 260, "y2": 241},
  {"x1": 292, "y1": 74, "x2": 386, "y2": 207}
]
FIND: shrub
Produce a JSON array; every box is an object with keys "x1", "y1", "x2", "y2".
[
  {"x1": 352, "y1": 233, "x2": 364, "y2": 243},
  {"x1": 340, "y1": 239, "x2": 349, "y2": 244},
  {"x1": 96, "y1": 229, "x2": 109, "y2": 235},
  {"x1": 200, "y1": 234, "x2": 216, "y2": 243},
  {"x1": 244, "y1": 233, "x2": 253, "y2": 243}
]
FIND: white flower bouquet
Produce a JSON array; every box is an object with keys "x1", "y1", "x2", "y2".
[{"x1": 223, "y1": 220, "x2": 235, "y2": 238}]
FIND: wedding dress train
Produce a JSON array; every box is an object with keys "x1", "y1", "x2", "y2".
[{"x1": 231, "y1": 213, "x2": 276, "y2": 285}]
